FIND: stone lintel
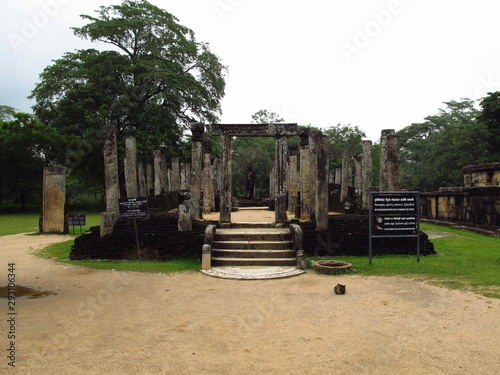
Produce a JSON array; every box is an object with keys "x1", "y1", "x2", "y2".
[{"x1": 211, "y1": 123, "x2": 297, "y2": 137}]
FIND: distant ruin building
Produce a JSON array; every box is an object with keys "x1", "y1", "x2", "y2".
[{"x1": 463, "y1": 162, "x2": 500, "y2": 188}]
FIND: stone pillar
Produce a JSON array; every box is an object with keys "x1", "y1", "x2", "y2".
[
  {"x1": 202, "y1": 141, "x2": 213, "y2": 214},
  {"x1": 335, "y1": 168, "x2": 342, "y2": 184},
  {"x1": 180, "y1": 162, "x2": 187, "y2": 190},
  {"x1": 190, "y1": 124, "x2": 204, "y2": 220},
  {"x1": 146, "y1": 163, "x2": 153, "y2": 195},
  {"x1": 171, "y1": 157, "x2": 181, "y2": 191},
  {"x1": 315, "y1": 132, "x2": 328, "y2": 232},
  {"x1": 288, "y1": 144, "x2": 299, "y2": 213},
  {"x1": 387, "y1": 134, "x2": 401, "y2": 191},
  {"x1": 380, "y1": 129, "x2": 395, "y2": 191},
  {"x1": 178, "y1": 201, "x2": 192, "y2": 231},
  {"x1": 275, "y1": 134, "x2": 288, "y2": 223},
  {"x1": 138, "y1": 161, "x2": 147, "y2": 197},
  {"x1": 340, "y1": 149, "x2": 350, "y2": 203},
  {"x1": 124, "y1": 137, "x2": 139, "y2": 198},
  {"x1": 328, "y1": 170, "x2": 335, "y2": 184},
  {"x1": 160, "y1": 154, "x2": 169, "y2": 193},
  {"x1": 309, "y1": 131, "x2": 319, "y2": 220},
  {"x1": 353, "y1": 155, "x2": 363, "y2": 197},
  {"x1": 362, "y1": 140, "x2": 373, "y2": 210},
  {"x1": 102, "y1": 125, "x2": 120, "y2": 216},
  {"x1": 299, "y1": 130, "x2": 312, "y2": 220},
  {"x1": 41, "y1": 166, "x2": 66, "y2": 233},
  {"x1": 101, "y1": 125, "x2": 120, "y2": 236},
  {"x1": 219, "y1": 134, "x2": 232, "y2": 223},
  {"x1": 153, "y1": 150, "x2": 162, "y2": 195}
]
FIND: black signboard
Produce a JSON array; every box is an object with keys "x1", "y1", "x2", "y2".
[
  {"x1": 67, "y1": 213, "x2": 86, "y2": 226},
  {"x1": 369, "y1": 191, "x2": 421, "y2": 263},
  {"x1": 119, "y1": 197, "x2": 150, "y2": 220}
]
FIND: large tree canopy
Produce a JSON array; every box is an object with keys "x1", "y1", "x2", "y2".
[
  {"x1": 397, "y1": 98, "x2": 496, "y2": 191},
  {"x1": 30, "y1": 0, "x2": 226, "y2": 170}
]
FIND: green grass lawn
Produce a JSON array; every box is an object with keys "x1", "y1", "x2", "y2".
[
  {"x1": 0, "y1": 212, "x2": 102, "y2": 236},
  {"x1": 310, "y1": 223, "x2": 500, "y2": 298}
]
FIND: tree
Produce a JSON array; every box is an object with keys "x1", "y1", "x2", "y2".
[
  {"x1": 323, "y1": 124, "x2": 366, "y2": 170},
  {"x1": 398, "y1": 99, "x2": 487, "y2": 191},
  {"x1": 30, "y1": 0, "x2": 226, "y2": 192},
  {"x1": 0, "y1": 111, "x2": 65, "y2": 210},
  {"x1": 477, "y1": 91, "x2": 500, "y2": 160}
]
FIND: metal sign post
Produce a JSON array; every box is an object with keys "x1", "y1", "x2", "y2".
[{"x1": 369, "y1": 191, "x2": 420, "y2": 264}]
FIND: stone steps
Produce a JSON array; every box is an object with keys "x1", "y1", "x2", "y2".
[{"x1": 211, "y1": 224, "x2": 297, "y2": 267}]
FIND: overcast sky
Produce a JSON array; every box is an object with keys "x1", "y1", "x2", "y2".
[{"x1": 2, "y1": 0, "x2": 500, "y2": 142}]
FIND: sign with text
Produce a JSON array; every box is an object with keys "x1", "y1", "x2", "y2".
[
  {"x1": 119, "y1": 197, "x2": 150, "y2": 220},
  {"x1": 67, "y1": 214, "x2": 86, "y2": 226},
  {"x1": 371, "y1": 193, "x2": 419, "y2": 236}
]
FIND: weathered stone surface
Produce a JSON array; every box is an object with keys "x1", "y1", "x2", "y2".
[
  {"x1": 124, "y1": 137, "x2": 139, "y2": 198},
  {"x1": 41, "y1": 166, "x2": 66, "y2": 233},
  {"x1": 219, "y1": 135, "x2": 232, "y2": 223},
  {"x1": 102, "y1": 125, "x2": 120, "y2": 216},
  {"x1": 288, "y1": 144, "x2": 299, "y2": 213},
  {"x1": 202, "y1": 244, "x2": 212, "y2": 270},
  {"x1": 146, "y1": 163, "x2": 153, "y2": 195},
  {"x1": 153, "y1": 150, "x2": 162, "y2": 195},
  {"x1": 299, "y1": 130, "x2": 312, "y2": 220},
  {"x1": 178, "y1": 201, "x2": 192, "y2": 231},
  {"x1": 100, "y1": 212, "x2": 116, "y2": 237},
  {"x1": 275, "y1": 135, "x2": 288, "y2": 223},
  {"x1": 309, "y1": 131, "x2": 319, "y2": 220},
  {"x1": 138, "y1": 161, "x2": 147, "y2": 197},
  {"x1": 340, "y1": 149, "x2": 350, "y2": 203},
  {"x1": 202, "y1": 141, "x2": 213, "y2": 214},
  {"x1": 387, "y1": 134, "x2": 401, "y2": 191},
  {"x1": 314, "y1": 132, "x2": 328, "y2": 232},
  {"x1": 379, "y1": 129, "x2": 394, "y2": 191},
  {"x1": 211, "y1": 123, "x2": 297, "y2": 137},
  {"x1": 171, "y1": 157, "x2": 181, "y2": 191},
  {"x1": 180, "y1": 163, "x2": 187, "y2": 190},
  {"x1": 190, "y1": 125, "x2": 204, "y2": 220},
  {"x1": 361, "y1": 140, "x2": 373, "y2": 210}
]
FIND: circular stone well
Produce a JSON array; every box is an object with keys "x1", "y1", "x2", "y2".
[{"x1": 313, "y1": 260, "x2": 352, "y2": 274}]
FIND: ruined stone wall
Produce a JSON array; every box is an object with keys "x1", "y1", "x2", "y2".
[{"x1": 420, "y1": 187, "x2": 500, "y2": 226}]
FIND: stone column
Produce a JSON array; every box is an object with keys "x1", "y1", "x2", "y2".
[
  {"x1": 362, "y1": 140, "x2": 373, "y2": 210},
  {"x1": 171, "y1": 157, "x2": 181, "y2": 191},
  {"x1": 353, "y1": 155, "x2": 363, "y2": 197},
  {"x1": 380, "y1": 129, "x2": 395, "y2": 191},
  {"x1": 102, "y1": 125, "x2": 120, "y2": 216},
  {"x1": 328, "y1": 170, "x2": 335, "y2": 184},
  {"x1": 160, "y1": 154, "x2": 169, "y2": 193},
  {"x1": 190, "y1": 124, "x2": 204, "y2": 220},
  {"x1": 315, "y1": 132, "x2": 329, "y2": 232},
  {"x1": 180, "y1": 162, "x2": 187, "y2": 190},
  {"x1": 153, "y1": 150, "x2": 162, "y2": 195},
  {"x1": 299, "y1": 130, "x2": 312, "y2": 220},
  {"x1": 340, "y1": 149, "x2": 350, "y2": 203},
  {"x1": 202, "y1": 141, "x2": 213, "y2": 214},
  {"x1": 309, "y1": 131, "x2": 319, "y2": 220},
  {"x1": 387, "y1": 134, "x2": 401, "y2": 191},
  {"x1": 146, "y1": 163, "x2": 153, "y2": 195},
  {"x1": 219, "y1": 134, "x2": 232, "y2": 223},
  {"x1": 275, "y1": 134, "x2": 288, "y2": 223},
  {"x1": 288, "y1": 144, "x2": 299, "y2": 213},
  {"x1": 138, "y1": 161, "x2": 147, "y2": 197},
  {"x1": 101, "y1": 125, "x2": 120, "y2": 236},
  {"x1": 335, "y1": 168, "x2": 342, "y2": 184},
  {"x1": 41, "y1": 166, "x2": 66, "y2": 234},
  {"x1": 124, "y1": 137, "x2": 139, "y2": 198}
]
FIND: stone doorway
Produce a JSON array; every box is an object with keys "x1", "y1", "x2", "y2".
[{"x1": 210, "y1": 123, "x2": 298, "y2": 224}]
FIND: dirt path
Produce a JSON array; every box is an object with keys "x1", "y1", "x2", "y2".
[{"x1": 0, "y1": 231, "x2": 499, "y2": 374}]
